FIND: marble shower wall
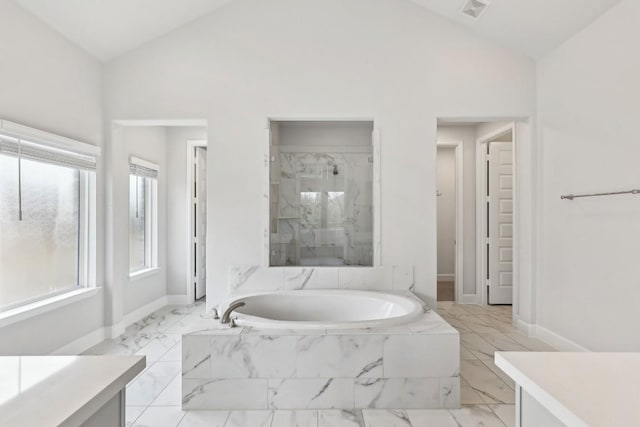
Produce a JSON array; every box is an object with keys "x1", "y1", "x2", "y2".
[
  {"x1": 228, "y1": 265, "x2": 414, "y2": 294},
  {"x1": 270, "y1": 151, "x2": 373, "y2": 266}
]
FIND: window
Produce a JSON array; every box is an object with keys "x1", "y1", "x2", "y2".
[
  {"x1": 0, "y1": 121, "x2": 98, "y2": 312},
  {"x1": 129, "y1": 157, "x2": 158, "y2": 275}
]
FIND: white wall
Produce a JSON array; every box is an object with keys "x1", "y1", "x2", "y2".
[
  {"x1": 104, "y1": 0, "x2": 536, "y2": 307},
  {"x1": 437, "y1": 126, "x2": 478, "y2": 296},
  {"x1": 436, "y1": 147, "x2": 456, "y2": 279},
  {"x1": 0, "y1": 0, "x2": 104, "y2": 355},
  {"x1": 537, "y1": 0, "x2": 640, "y2": 351},
  {"x1": 166, "y1": 126, "x2": 208, "y2": 297}
]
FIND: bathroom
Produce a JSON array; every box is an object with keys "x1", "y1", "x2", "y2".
[{"x1": 1, "y1": 0, "x2": 640, "y2": 426}]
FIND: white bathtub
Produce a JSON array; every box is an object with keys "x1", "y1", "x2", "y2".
[{"x1": 224, "y1": 289, "x2": 424, "y2": 330}]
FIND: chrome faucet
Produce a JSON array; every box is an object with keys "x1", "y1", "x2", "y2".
[{"x1": 220, "y1": 301, "x2": 246, "y2": 325}]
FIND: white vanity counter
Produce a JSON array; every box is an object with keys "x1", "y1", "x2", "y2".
[
  {"x1": 0, "y1": 355, "x2": 145, "y2": 427},
  {"x1": 496, "y1": 352, "x2": 640, "y2": 427}
]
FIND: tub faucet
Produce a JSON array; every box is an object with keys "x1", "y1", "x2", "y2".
[{"x1": 220, "y1": 301, "x2": 246, "y2": 325}]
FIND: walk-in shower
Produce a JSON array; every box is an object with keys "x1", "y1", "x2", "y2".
[{"x1": 269, "y1": 120, "x2": 374, "y2": 267}]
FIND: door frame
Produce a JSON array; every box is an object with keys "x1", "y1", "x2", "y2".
[
  {"x1": 436, "y1": 140, "x2": 464, "y2": 303},
  {"x1": 475, "y1": 123, "x2": 516, "y2": 306},
  {"x1": 186, "y1": 139, "x2": 207, "y2": 303}
]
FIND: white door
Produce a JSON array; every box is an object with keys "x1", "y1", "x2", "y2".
[
  {"x1": 488, "y1": 142, "x2": 513, "y2": 304},
  {"x1": 194, "y1": 147, "x2": 207, "y2": 300},
  {"x1": 436, "y1": 147, "x2": 457, "y2": 287}
]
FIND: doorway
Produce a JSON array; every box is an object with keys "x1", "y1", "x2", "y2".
[
  {"x1": 436, "y1": 141, "x2": 463, "y2": 302},
  {"x1": 477, "y1": 125, "x2": 514, "y2": 305},
  {"x1": 188, "y1": 142, "x2": 207, "y2": 301}
]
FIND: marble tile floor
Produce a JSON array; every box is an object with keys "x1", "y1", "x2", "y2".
[{"x1": 84, "y1": 300, "x2": 554, "y2": 427}]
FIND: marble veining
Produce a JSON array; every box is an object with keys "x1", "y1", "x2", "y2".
[
  {"x1": 228, "y1": 264, "x2": 414, "y2": 294},
  {"x1": 83, "y1": 299, "x2": 540, "y2": 426},
  {"x1": 182, "y1": 378, "x2": 268, "y2": 410},
  {"x1": 285, "y1": 268, "x2": 315, "y2": 289},
  {"x1": 229, "y1": 266, "x2": 283, "y2": 291},
  {"x1": 182, "y1": 335, "x2": 211, "y2": 379},
  {"x1": 270, "y1": 152, "x2": 373, "y2": 267},
  {"x1": 297, "y1": 335, "x2": 385, "y2": 378},
  {"x1": 354, "y1": 378, "x2": 441, "y2": 409},
  {"x1": 268, "y1": 378, "x2": 354, "y2": 409},
  {"x1": 182, "y1": 293, "x2": 459, "y2": 411},
  {"x1": 319, "y1": 409, "x2": 366, "y2": 427},
  {"x1": 210, "y1": 335, "x2": 297, "y2": 378},
  {"x1": 362, "y1": 409, "x2": 413, "y2": 427}
]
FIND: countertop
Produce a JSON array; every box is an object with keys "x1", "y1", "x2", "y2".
[
  {"x1": 495, "y1": 352, "x2": 640, "y2": 427},
  {"x1": 0, "y1": 355, "x2": 145, "y2": 427}
]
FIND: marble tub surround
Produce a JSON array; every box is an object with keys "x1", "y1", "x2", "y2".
[
  {"x1": 82, "y1": 300, "x2": 528, "y2": 426},
  {"x1": 228, "y1": 264, "x2": 414, "y2": 293},
  {"x1": 181, "y1": 297, "x2": 460, "y2": 411}
]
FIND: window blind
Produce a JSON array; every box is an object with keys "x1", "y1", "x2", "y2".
[
  {"x1": 0, "y1": 134, "x2": 97, "y2": 171},
  {"x1": 129, "y1": 157, "x2": 158, "y2": 179}
]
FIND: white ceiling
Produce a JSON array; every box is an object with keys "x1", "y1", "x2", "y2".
[
  {"x1": 14, "y1": 0, "x2": 621, "y2": 62},
  {"x1": 408, "y1": 0, "x2": 621, "y2": 58},
  {"x1": 13, "y1": 0, "x2": 233, "y2": 62}
]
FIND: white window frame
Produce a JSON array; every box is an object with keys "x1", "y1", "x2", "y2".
[
  {"x1": 129, "y1": 156, "x2": 159, "y2": 278},
  {"x1": 0, "y1": 120, "x2": 99, "y2": 322}
]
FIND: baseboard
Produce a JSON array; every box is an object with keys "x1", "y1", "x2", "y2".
[
  {"x1": 105, "y1": 321, "x2": 125, "y2": 340},
  {"x1": 514, "y1": 316, "x2": 589, "y2": 352},
  {"x1": 52, "y1": 327, "x2": 108, "y2": 355},
  {"x1": 123, "y1": 295, "x2": 170, "y2": 327},
  {"x1": 437, "y1": 274, "x2": 455, "y2": 282},
  {"x1": 534, "y1": 324, "x2": 590, "y2": 352},
  {"x1": 515, "y1": 316, "x2": 536, "y2": 336},
  {"x1": 51, "y1": 294, "x2": 190, "y2": 355},
  {"x1": 167, "y1": 294, "x2": 189, "y2": 305},
  {"x1": 457, "y1": 294, "x2": 479, "y2": 304}
]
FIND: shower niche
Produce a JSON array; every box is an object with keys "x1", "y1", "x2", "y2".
[{"x1": 269, "y1": 120, "x2": 375, "y2": 267}]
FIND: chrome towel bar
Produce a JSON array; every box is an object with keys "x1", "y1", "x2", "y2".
[{"x1": 561, "y1": 189, "x2": 640, "y2": 200}]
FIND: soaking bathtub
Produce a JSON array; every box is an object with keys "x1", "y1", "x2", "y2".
[
  {"x1": 226, "y1": 289, "x2": 425, "y2": 330},
  {"x1": 182, "y1": 289, "x2": 460, "y2": 411}
]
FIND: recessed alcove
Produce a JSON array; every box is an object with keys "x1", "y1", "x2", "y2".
[{"x1": 268, "y1": 120, "x2": 377, "y2": 267}]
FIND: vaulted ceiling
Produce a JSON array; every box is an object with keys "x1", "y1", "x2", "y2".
[
  {"x1": 408, "y1": 0, "x2": 620, "y2": 59},
  {"x1": 14, "y1": 0, "x2": 621, "y2": 62},
  {"x1": 13, "y1": 0, "x2": 233, "y2": 61}
]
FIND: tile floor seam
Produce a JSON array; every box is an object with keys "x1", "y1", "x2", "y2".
[{"x1": 148, "y1": 370, "x2": 182, "y2": 407}]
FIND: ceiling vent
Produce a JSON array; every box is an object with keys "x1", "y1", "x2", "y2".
[{"x1": 460, "y1": 0, "x2": 491, "y2": 19}]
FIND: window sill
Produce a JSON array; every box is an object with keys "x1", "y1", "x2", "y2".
[
  {"x1": 129, "y1": 267, "x2": 160, "y2": 281},
  {"x1": 0, "y1": 287, "x2": 100, "y2": 329}
]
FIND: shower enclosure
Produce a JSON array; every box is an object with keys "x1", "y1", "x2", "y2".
[{"x1": 269, "y1": 121, "x2": 374, "y2": 267}]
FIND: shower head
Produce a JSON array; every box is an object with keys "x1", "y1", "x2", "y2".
[{"x1": 333, "y1": 164, "x2": 339, "y2": 175}]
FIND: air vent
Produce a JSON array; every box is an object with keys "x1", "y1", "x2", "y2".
[{"x1": 460, "y1": 0, "x2": 490, "y2": 19}]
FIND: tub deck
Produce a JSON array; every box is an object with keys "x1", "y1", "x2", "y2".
[{"x1": 181, "y1": 293, "x2": 460, "y2": 410}]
